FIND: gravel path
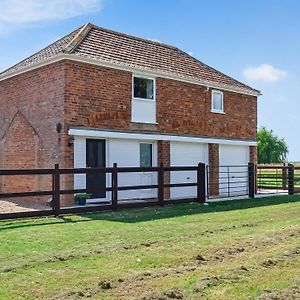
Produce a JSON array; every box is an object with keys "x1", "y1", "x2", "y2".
[{"x1": 0, "y1": 199, "x2": 49, "y2": 213}]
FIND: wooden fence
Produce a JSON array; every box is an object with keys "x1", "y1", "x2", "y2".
[
  {"x1": 256, "y1": 163, "x2": 300, "y2": 194},
  {"x1": 0, "y1": 163, "x2": 208, "y2": 220}
]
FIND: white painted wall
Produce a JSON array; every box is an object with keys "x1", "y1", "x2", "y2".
[
  {"x1": 73, "y1": 137, "x2": 157, "y2": 201},
  {"x1": 219, "y1": 145, "x2": 250, "y2": 196},
  {"x1": 170, "y1": 142, "x2": 208, "y2": 199},
  {"x1": 74, "y1": 136, "x2": 86, "y2": 190},
  {"x1": 107, "y1": 138, "x2": 157, "y2": 200},
  {"x1": 132, "y1": 99, "x2": 156, "y2": 124},
  {"x1": 73, "y1": 133, "x2": 251, "y2": 201}
]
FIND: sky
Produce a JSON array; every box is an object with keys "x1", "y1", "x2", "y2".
[{"x1": 0, "y1": 0, "x2": 299, "y2": 160}]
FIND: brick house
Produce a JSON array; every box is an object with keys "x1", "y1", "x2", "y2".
[{"x1": 0, "y1": 23, "x2": 260, "y2": 204}]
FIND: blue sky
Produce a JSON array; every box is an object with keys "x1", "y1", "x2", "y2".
[{"x1": 0, "y1": 0, "x2": 299, "y2": 160}]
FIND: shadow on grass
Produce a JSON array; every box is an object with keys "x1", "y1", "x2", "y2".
[{"x1": 0, "y1": 195, "x2": 299, "y2": 231}]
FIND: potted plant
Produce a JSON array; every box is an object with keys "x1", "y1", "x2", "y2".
[{"x1": 74, "y1": 193, "x2": 91, "y2": 206}]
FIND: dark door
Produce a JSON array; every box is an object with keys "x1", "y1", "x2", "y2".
[{"x1": 86, "y1": 139, "x2": 106, "y2": 198}]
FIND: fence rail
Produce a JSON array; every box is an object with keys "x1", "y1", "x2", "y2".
[
  {"x1": 256, "y1": 163, "x2": 300, "y2": 195},
  {"x1": 1, "y1": 163, "x2": 278, "y2": 220},
  {"x1": 0, "y1": 163, "x2": 207, "y2": 220}
]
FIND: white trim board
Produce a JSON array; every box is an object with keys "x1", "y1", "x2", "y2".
[
  {"x1": 0, "y1": 53, "x2": 261, "y2": 97},
  {"x1": 68, "y1": 128, "x2": 257, "y2": 146}
]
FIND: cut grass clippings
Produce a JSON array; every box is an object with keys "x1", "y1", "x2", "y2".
[{"x1": 0, "y1": 195, "x2": 299, "y2": 299}]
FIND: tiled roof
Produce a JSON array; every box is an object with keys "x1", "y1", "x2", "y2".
[
  {"x1": 0, "y1": 23, "x2": 260, "y2": 95},
  {"x1": 1, "y1": 27, "x2": 82, "y2": 76}
]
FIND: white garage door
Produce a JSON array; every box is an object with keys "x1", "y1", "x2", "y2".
[
  {"x1": 170, "y1": 142, "x2": 208, "y2": 199},
  {"x1": 219, "y1": 145, "x2": 250, "y2": 196}
]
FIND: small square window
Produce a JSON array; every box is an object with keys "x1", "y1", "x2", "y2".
[
  {"x1": 211, "y1": 90, "x2": 224, "y2": 113},
  {"x1": 140, "y1": 143, "x2": 153, "y2": 167},
  {"x1": 134, "y1": 77, "x2": 154, "y2": 100}
]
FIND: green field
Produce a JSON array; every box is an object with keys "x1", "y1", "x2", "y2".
[
  {"x1": 257, "y1": 169, "x2": 300, "y2": 189},
  {"x1": 0, "y1": 196, "x2": 299, "y2": 299}
]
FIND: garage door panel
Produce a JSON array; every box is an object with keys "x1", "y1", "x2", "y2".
[{"x1": 170, "y1": 142, "x2": 208, "y2": 199}]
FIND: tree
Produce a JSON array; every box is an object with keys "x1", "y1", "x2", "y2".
[{"x1": 257, "y1": 127, "x2": 288, "y2": 164}]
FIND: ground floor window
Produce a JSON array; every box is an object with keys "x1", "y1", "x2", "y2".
[{"x1": 140, "y1": 143, "x2": 153, "y2": 167}]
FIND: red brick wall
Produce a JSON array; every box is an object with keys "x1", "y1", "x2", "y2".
[
  {"x1": 63, "y1": 61, "x2": 257, "y2": 141},
  {"x1": 156, "y1": 78, "x2": 257, "y2": 140},
  {"x1": 0, "y1": 112, "x2": 39, "y2": 194},
  {"x1": 208, "y1": 143, "x2": 219, "y2": 196},
  {"x1": 250, "y1": 146, "x2": 257, "y2": 165},
  {"x1": 0, "y1": 62, "x2": 66, "y2": 201},
  {"x1": 157, "y1": 140, "x2": 170, "y2": 199}
]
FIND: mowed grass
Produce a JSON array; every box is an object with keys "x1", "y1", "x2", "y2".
[{"x1": 0, "y1": 196, "x2": 299, "y2": 299}]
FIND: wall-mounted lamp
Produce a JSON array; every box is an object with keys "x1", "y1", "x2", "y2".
[
  {"x1": 56, "y1": 123, "x2": 62, "y2": 134},
  {"x1": 68, "y1": 136, "x2": 74, "y2": 147}
]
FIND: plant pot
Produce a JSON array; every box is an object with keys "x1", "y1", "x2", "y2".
[{"x1": 77, "y1": 198, "x2": 86, "y2": 206}]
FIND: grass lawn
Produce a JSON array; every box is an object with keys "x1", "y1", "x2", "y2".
[{"x1": 0, "y1": 196, "x2": 299, "y2": 299}]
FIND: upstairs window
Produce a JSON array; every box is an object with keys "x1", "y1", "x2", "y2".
[
  {"x1": 132, "y1": 75, "x2": 156, "y2": 124},
  {"x1": 211, "y1": 90, "x2": 224, "y2": 113},
  {"x1": 140, "y1": 143, "x2": 153, "y2": 167},
  {"x1": 133, "y1": 77, "x2": 154, "y2": 100}
]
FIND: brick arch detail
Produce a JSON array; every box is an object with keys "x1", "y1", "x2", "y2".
[{"x1": 0, "y1": 111, "x2": 40, "y2": 194}]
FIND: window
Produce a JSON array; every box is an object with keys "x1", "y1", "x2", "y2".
[
  {"x1": 133, "y1": 77, "x2": 154, "y2": 100},
  {"x1": 132, "y1": 75, "x2": 156, "y2": 123},
  {"x1": 140, "y1": 143, "x2": 153, "y2": 167},
  {"x1": 211, "y1": 90, "x2": 224, "y2": 113}
]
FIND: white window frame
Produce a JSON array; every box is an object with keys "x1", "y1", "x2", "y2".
[
  {"x1": 211, "y1": 90, "x2": 224, "y2": 114},
  {"x1": 139, "y1": 142, "x2": 154, "y2": 168},
  {"x1": 132, "y1": 75, "x2": 156, "y2": 102},
  {"x1": 131, "y1": 74, "x2": 157, "y2": 124}
]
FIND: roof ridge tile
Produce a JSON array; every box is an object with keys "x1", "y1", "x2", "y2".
[{"x1": 64, "y1": 23, "x2": 93, "y2": 53}]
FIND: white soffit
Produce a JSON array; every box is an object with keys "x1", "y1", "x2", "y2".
[{"x1": 69, "y1": 128, "x2": 257, "y2": 146}]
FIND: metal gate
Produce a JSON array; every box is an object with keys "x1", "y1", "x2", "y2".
[{"x1": 206, "y1": 164, "x2": 252, "y2": 199}]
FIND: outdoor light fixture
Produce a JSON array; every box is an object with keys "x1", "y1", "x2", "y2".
[{"x1": 68, "y1": 136, "x2": 74, "y2": 147}]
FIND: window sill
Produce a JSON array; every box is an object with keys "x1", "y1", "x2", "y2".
[
  {"x1": 133, "y1": 97, "x2": 155, "y2": 102},
  {"x1": 211, "y1": 110, "x2": 225, "y2": 115},
  {"x1": 131, "y1": 121, "x2": 158, "y2": 125}
]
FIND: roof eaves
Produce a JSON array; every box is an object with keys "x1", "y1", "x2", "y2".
[
  {"x1": 0, "y1": 53, "x2": 67, "y2": 81},
  {"x1": 177, "y1": 48, "x2": 261, "y2": 95},
  {"x1": 0, "y1": 53, "x2": 261, "y2": 97},
  {"x1": 67, "y1": 54, "x2": 261, "y2": 96}
]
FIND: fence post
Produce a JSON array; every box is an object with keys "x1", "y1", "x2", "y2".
[
  {"x1": 248, "y1": 163, "x2": 255, "y2": 198},
  {"x1": 111, "y1": 163, "x2": 118, "y2": 211},
  {"x1": 197, "y1": 163, "x2": 206, "y2": 203},
  {"x1": 288, "y1": 163, "x2": 294, "y2": 195},
  {"x1": 53, "y1": 163, "x2": 60, "y2": 217},
  {"x1": 282, "y1": 163, "x2": 287, "y2": 190},
  {"x1": 158, "y1": 163, "x2": 164, "y2": 206}
]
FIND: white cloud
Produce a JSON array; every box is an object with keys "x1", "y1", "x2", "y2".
[
  {"x1": 243, "y1": 64, "x2": 288, "y2": 82},
  {"x1": 0, "y1": 0, "x2": 101, "y2": 33}
]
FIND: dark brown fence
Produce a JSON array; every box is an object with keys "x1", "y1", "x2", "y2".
[
  {"x1": 0, "y1": 163, "x2": 206, "y2": 220},
  {"x1": 257, "y1": 163, "x2": 300, "y2": 195}
]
